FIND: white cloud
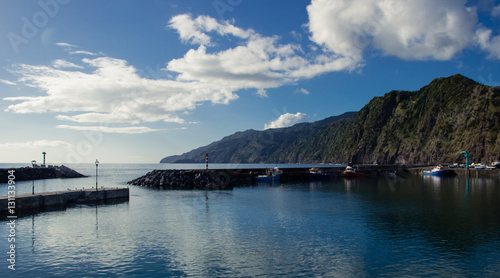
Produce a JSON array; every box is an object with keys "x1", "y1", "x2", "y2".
[
  {"x1": 265, "y1": 112, "x2": 310, "y2": 129},
  {"x1": 57, "y1": 125, "x2": 160, "y2": 134},
  {"x1": 492, "y1": 5, "x2": 500, "y2": 17},
  {"x1": 5, "y1": 57, "x2": 210, "y2": 124},
  {"x1": 52, "y1": 59, "x2": 84, "y2": 69},
  {"x1": 55, "y1": 42, "x2": 99, "y2": 56},
  {"x1": 475, "y1": 27, "x2": 500, "y2": 59},
  {"x1": 16, "y1": 8, "x2": 497, "y2": 134},
  {"x1": 4, "y1": 14, "x2": 356, "y2": 133},
  {"x1": 0, "y1": 140, "x2": 72, "y2": 149},
  {"x1": 55, "y1": 42, "x2": 77, "y2": 48},
  {"x1": 296, "y1": 88, "x2": 310, "y2": 95},
  {"x1": 307, "y1": 0, "x2": 479, "y2": 61},
  {"x1": 256, "y1": 88, "x2": 268, "y2": 98},
  {"x1": 0, "y1": 79, "x2": 16, "y2": 86},
  {"x1": 168, "y1": 14, "x2": 253, "y2": 45},
  {"x1": 69, "y1": 50, "x2": 98, "y2": 56},
  {"x1": 166, "y1": 23, "x2": 357, "y2": 90}
]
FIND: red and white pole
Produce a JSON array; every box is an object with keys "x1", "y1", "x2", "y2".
[{"x1": 205, "y1": 153, "x2": 209, "y2": 170}]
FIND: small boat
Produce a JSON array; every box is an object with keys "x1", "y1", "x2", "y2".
[
  {"x1": 344, "y1": 166, "x2": 364, "y2": 178},
  {"x1": 254, "y1": 167, "x2": 282, "y2": 182},
  {"x1": 306, "y1": 168, "x2": 331, "y2": 180},
  {"x1": 423, "y1": 165, "x2": 456, "y2": 176},
  {"x1": 474, "y1": 164, "x2": 486, "y2": 170}
]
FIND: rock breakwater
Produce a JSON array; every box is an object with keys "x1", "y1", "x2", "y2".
[
  {"x1": 0, "y1": 165, "x2": 86, "y2": 183},
  {"x1": 127, "y1": 169, "x2": 239, "y2": 190}
]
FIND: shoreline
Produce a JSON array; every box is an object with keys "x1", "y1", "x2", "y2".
[{"x1": 128, "y1": 165, "x2": 500, "y2": 190}]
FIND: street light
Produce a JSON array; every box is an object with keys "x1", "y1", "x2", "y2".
[
  {"x1": 95, "y1": 159, "x2": 99, "y2": 191},
  {"x1": 460, "y1": 151, "x2": 470, "y2": 170},
  {"x1": 31, "y1": 160, "x2": 36, "y2": 195}
]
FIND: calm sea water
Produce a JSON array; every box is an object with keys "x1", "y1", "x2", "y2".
[{"x1": 1, "y1": 163, "x2": 500, "y2": 277}]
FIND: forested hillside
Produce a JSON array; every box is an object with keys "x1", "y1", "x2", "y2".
[{"x1": 161, "y1": 74, "x2": 500, "y2": 164}]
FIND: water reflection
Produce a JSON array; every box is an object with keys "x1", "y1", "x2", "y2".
[
  {"x1": 31, "y1": 214, "x2": 35, "y2": 252},
  {"x1": 1, "y1": 171, "x2": 499, "y2": 277},
  {"x1": 360, "y1": 175, "x2": 500, "y2": 276}
]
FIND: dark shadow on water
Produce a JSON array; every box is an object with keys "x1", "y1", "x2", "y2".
[{"x1": 0, "y1": 197, "x2": 129, "y2": 220}]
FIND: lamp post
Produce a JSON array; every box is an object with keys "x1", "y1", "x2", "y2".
[
  {"x1": 460, "y1": 151, "x2": 470, "y2": 178},
  {"x1": 460, "y1": 151, "x2": 470, "y2": 170},
  {"x1": 31, "y1": 160, "x2": 36, "y2": 195},
  {"x1": 95, "y1": 159, "x2": 99, "y2": 191}
]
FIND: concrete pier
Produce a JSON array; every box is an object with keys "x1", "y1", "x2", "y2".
[
  {"x1": 407, "y1": 167, "x2": 500, "y2": 178},
  {"x1": 129, "y1": 165, "x2": 499, "y2": 190},
  {"x1": 0, "y1": 187, "x2": 129, "y2": 214}
]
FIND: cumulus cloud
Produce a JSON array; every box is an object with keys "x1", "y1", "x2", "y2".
[
  {"x1": 476, "y1": 27, "x2": 500, "y2": 59},
  {"x1": 4, "y1": 14, "x2": 358, "y2": 131},
  {"x1": 307, "y1": 0, "x2": 479, "y2": 61},
  {"x1": 265, "y1": 112, "x2": 310, "y2": 129},
  {"x1": 5, "y1": 57, "x2": 222, "y2": 124},
  {"x1": 167, "y1": 15, "x2": 358, "y2": 90},
  {"x1": 6, "y1": 7, "x2": 498, "y2": 134},
  {"x1": 0, "y1": 140, "x2": 72, "y2": 149},
  {"x1": 168, "y1": 14, "x2": 253, "y2": 45}
]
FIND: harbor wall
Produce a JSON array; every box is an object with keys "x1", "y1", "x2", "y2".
[
  {"x1": 0, "y1": 187, "x2": 129, "y2": 214},
  {"x1": 129, "y1": 166, "x2": 499, "y2": 189},
  {"x1": 0, "y1": 165, "x2": 86, "y2": 183},
  {"x1": 408, "y1": 167, "x2": 500, "y2": 178}
]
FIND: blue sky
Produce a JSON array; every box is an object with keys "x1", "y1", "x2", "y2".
[{"x1": 0, "y1": 0, "x2": 499, "y2": 164}]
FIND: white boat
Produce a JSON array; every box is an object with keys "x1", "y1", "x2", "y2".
[
  {"x1": 254, "y1": 167, "x2": 282, "y2": 182},
  {"x1": 307, "y1": 168, "x2": 331, "y2": 179},
  {"x1": 474, "y1": 164, "x2": 486, "y2": 169},
  {"x1": 423, "y1": 165, "x2": 456, "y2": 176}
]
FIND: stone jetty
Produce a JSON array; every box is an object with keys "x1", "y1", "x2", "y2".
[
  {"x1": 0, "y1": 165, "x2": 86, "y2": 183},
  {"x1": 0, "y1": 187, "x2": 129, "y2": 215},
  {"x1": 127, "y1": 165, "x2": 499, "y2": 191},
  {"x1": 127, "y1": 169, "x2": 241, "y2": 190}
]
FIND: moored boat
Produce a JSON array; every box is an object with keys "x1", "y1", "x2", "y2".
[
  {"x1": 306, "y1": 168, "x2": 331, "y2": 180},
  {"x1": 423, "y1": 165, "x2": 456, "y2": 176},
  {"x1": 344, "y1": 166, "x2": 364, "y2": 178},
  {"x1": 254, "y1": 167, "x2": 282, "y2": 182},
  {"x1": 474, "y1": 164, "x2": 486, "y2": 169}
]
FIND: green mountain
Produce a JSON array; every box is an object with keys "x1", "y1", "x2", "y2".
[
  {"x1": 160, "y1": 112, "x2": 356, "y2": 163},
  {"x1": 161, "y1": 74, "x2": 500, "y2": 164}
]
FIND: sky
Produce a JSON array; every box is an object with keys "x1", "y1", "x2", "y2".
[{"x1": 0, "y1": 0, "x2": 499, "y2": 164}]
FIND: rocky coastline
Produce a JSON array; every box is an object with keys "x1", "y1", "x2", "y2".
[{"x1": 0, "y1": 165, "x2": 87, "y2": 183}]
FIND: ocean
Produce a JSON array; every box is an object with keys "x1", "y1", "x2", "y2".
[{"x1": 1, "y1": 163, "x2": 500, "y2": 277}]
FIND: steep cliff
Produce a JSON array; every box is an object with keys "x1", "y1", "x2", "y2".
[
  {"x1": 160, "y1": 112, "x2": 356, "y2": 163},
  {"x1": 161, "y1": 74, "x2": 500, "y2": 164},
  {"x1": 286, "y1": 74, "x2": 500, "y2": 164}
]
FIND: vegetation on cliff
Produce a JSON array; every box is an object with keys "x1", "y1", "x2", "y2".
[
  {"x1": 161, "y1": 74, "x2": 500, "y2": 164},
  {"x1": 160, "y1": 112, "x2": 356, "y2": 163}
]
